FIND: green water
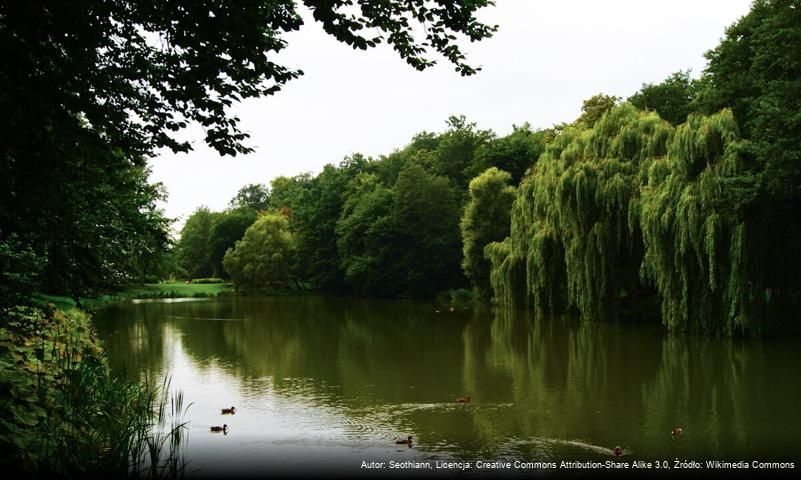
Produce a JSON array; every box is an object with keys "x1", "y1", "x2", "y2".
[{"x1": 94, "y1": 296, "x2": 801, "y2": 476}]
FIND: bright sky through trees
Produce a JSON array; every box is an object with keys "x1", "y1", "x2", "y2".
[{"x1": 151, "y1": 0, "x2": 752, "y2": 228}]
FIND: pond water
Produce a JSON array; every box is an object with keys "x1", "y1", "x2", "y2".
[{"x1": 94, "y1": 296, "x2": 801, "y2": 477}]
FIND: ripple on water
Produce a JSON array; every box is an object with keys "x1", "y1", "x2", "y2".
[{"x1": 497, "y1": 436, "x2": 623, "y2": 458}]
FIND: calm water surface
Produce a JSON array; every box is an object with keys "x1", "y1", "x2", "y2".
[{"x1": 94, "y1": 296, "x2": 801, "y2": 476}]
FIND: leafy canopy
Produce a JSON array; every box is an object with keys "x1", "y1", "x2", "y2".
[
  {"x1": 223, "y1": 213, "x2": 297, "y2": 291},
  {"x1": 229, "y1": 184, "x2": 271, "y2": 212},
  {"x1": 629, "y1": 70, "x2": 697, "y2": 126},
  {"x1": 1, "y1": 0, "x2": 497, "y2": 158},
  {"x1": 460, "y1": 167, "x2": 516, "y2": 300}
]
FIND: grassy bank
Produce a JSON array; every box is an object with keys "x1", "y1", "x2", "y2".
[
  {"x1": 0, "y1": 305, "x2": 187, "y2": 477},
  {"x1": 38, "y1": 282, "x2": 234, "y2": 312}
]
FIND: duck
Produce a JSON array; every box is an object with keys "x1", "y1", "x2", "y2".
[
  {"x1": 210, "y1": 424, "x2": 228, "y2": 434},
  {"x1": 671, "y1": 426, "x2": 683, "y2": 436},
  {"x1": 395, "y1": 435, "x2": 413, "y2": 445},
  {"x1": 456, "y1": 395, "x2": 471, "y2": 403},
  {"x1": 613, "y1": 446, "x2": 623, "y2": 456},
  {"x1": 221, "y1": 406, "x2": 236, "y2": 415}
]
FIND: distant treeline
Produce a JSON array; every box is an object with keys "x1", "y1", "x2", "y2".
[
  {"x1": 179, "y1": 0, "x2": 801, "y2": 335},
  {"x1": 176, "y1": 115, "x2": 551, "y2": 298}
]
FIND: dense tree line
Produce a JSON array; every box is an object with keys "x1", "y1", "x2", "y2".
[
  {"x1": 485, "y1": 0, "x2": 801, "y2": 335},
  {"x1": 178, "y1": 121, "x2": 551, "y2": 296},
  {"x1": 180, "y1": 1, "x2": 800, "y2": 337}
]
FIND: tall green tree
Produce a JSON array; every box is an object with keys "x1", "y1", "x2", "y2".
[
  {"x1": 575, "y1": 94, "x2": 620, "y2": 127},
  {"x1": 293, "y1": 155, "x2": 370, "y2": 289},
  {"x1": 431, "y1": 115, "x2": 495, "y2": 193},
  {"x1": 176, "y1": 207, "x2": 219, "y2": 279},
  {"x1": 461, "y1": 168, "x2": 516, "y2": 300},
  {"x1": 629, "y1": 70, "x2": 696, "y2": 126},
  {"x1": 391, "y1": 162, "x2": 463, "y2": 296},
  {"x1": 336, "y1": 174, "x2": 398, "y2": 296},
  {"x1": 207, "y1": 209, "x2": 259, "y2": 278},
  {"x1": 269, "y1": 174, "x2": 314, "y2": 217},
  {"x1": 473, "y1": 124, "x2": 552, "y2": 184},
  {"x1": 693, "y1": 0, "x2": 801, "y2": 331},
  {"x1": 223, "y1": 213, "x2": 296, "y2": 291},
  {"x1": 229, "y1": 184, "x2": 270, "y2": 211}
]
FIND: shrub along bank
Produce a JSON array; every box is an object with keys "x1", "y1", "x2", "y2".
[{"x1": 0, "y1": 305, "x2": 186, "y2": 477}]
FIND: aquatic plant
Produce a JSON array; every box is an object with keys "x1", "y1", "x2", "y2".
[{"x1": 0, "y1": 305, "x2": 188, "y2": 477}]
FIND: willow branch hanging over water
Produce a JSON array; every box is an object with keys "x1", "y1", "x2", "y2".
[
  {"x1": 486, "y1": 103, "x2": 784, "y2": 335},
  {"x1": 637, "y1": 110, "x2": 760, "y2": 334}
]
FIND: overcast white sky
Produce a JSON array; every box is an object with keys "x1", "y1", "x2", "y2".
[{"x1": 150, "y1": 0, "x2": 753, "y2": 229}]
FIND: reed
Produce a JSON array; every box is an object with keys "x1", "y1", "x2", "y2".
[{"x1": 0, "y1": 305, "x2": 189, "y2": 478}]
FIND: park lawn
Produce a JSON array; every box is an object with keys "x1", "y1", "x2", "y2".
[
  {"x1": 125, "y1": 282, "x2": 233, "y2": 297},
  {"x1": 36, "y1": 282, "x2": 233, "y2": 310}
]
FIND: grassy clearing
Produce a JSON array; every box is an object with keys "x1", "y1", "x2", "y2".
[
  {"x1": 127, "y1": 282, "x2": 232, "y2": 297},
  {"x1": 36, "y1": 282, "x2": 234, "y2": 311}
]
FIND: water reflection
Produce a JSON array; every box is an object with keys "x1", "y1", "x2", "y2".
[{"x1": 94, "y1": 296, "x2": 801, "y2": 475}]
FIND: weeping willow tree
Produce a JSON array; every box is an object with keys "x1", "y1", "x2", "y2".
[
  {"x1": 487, "y1": 102, "x2": 790, "y2": 334},
  {"x1": 636, "y1": 110, "x2": 761, "y2": 334},
  {"x1": 484, "y1": 238, "x2": 525, "y2": 307},
  {"x1": 488, "y1": 104, "x2": 672, "y2": 320}
]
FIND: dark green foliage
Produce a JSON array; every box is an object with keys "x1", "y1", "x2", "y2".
[
  {"x1": 0, "y1": 79, "x2": 172, "y2": 300},
  {"x1": 176, "y1": 208, "x2": 219, "y2": 279},
  {"x1": 36, "y1": 158, "x2": 171, "y2": 299},
  {"x1": 392, "y1": 162, "x2": 463, "y2": 296},
  {"x1": 172, "y1": 118, "x2": 556, "y2": 301},
  {"x1": 699, "y1": 0, "x2": 801, "y2": 200},
  {"x1": 223, "y1": 213, "x2": 297, "y2": 292},
  {"x1": 304, "y1": 0, "x2": 497, "y2": 76},
  {"x1": 292, "y1": 156, "x2": 370, "y2": 290},
  {"x1": 0, "y1": 1, "x2": 495, "y2": 158},
  {"x1": 576, "y1": 94, "x2": 621, "y2": 127},
  {"x1": 694, "y1": 0, "x2": 801, "y2": 331},
  {"x1": 207, "y1": 209, "x2": 258, "y2": 278},
  {"x1": 0, "y1": 306, "x2": 186, "y2": 476},
  {"x1": 629, "y1": 70, "x2": 697, "y2": 126},
  {"x1": 430, "y1": 115, "x2": 495, "y2": 192},
  {"x1": 269, "y1": 174, "x2": 314, "y2": 215},
  {"x1": 335, "y1": 162, "x2": 463, "y2": 297},
  {"x1": 229, "y1": 184, "x2": 271, "y2": 211},
  {"x1": 0, "y1": 0, "x2": 494, "y2": 311},
  {"x1": 473, "y1": 124, "x2": 553, "y2": 184},
  {"x1": 0, "y1": 236, "x2": 43, "y2": 311},
  {"x1": 336, "y1": 174, "x2": 399, "y2": 296},
  {"x1": 460, "y1": 168, "x2": 516, "y2": 300},
  {"x1": 188, "y1": 278, "x2": 225, "y2": 284}
]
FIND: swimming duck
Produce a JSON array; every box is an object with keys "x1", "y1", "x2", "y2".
[
  {"x1": 456, "y1": 395, "x2": 471, "y2": 403},
  {"x1": 672, "y1": 426, "x2": 683, "y2": 436},
  {"x1": 395, "y1": 435, "x2": 413, "y2": 445},
  {"x1": 221, "y1": 406, "x2": 236, "y2": 414},
  {"x1": 613, "y1": 446, "x2": 623, "y2": 456},
  {"x1": 210, "y1": 424, "x2": 228, "y2": 433}
]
